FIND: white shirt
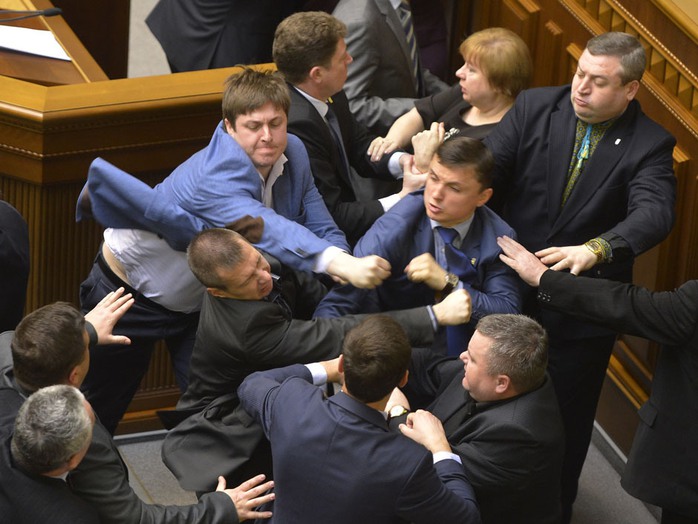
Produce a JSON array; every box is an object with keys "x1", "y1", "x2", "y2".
[{"x1": 104, "y1": 229, "x2": 203, "y2": 313}]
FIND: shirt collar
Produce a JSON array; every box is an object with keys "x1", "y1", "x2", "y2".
[
  {"x1": 389, "y1": 0, "x2": 403, "y2": 9},
  {"x1": 293, "y1": 86, "x2": 329, "y2": 118},
  {"x1": 429, "y1": 214, "x2": 475, "y2": 243}
]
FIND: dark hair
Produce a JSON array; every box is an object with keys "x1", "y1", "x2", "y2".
[
  {"x1": 435, "y1": 136, "x2": 494, "y2": 189},
  {"x1": 187, "y1": 228, "x2": 247, "y2": 289},
  {"x1": 273, "y1": 11, "x2": 347, "y2": 85},
  {"x1": 475, "y1": 314, "x2": 548, "y2": 393},
  {"x1": 342, "y1": 316, "x2": 411, "y2": 403},
  {"x1": 586, "y1": 32, "x2": 646, "y2": 84},
  {"x1": 11, "y1": 303, "x2": 86, "y2": 391},
  {"x1": 11, "y1": 385, "x2": 92, "y2": 475},
  {"x1": 222, "y1": 68, "x2": 291, "y2": 126}
]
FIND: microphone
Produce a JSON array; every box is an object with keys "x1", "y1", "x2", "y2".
[{"x1": 0, "y1": 7, "x2": 63, "y2": 22}]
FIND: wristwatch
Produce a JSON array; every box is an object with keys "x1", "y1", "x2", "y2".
[
  {"x1": 387, "y1": 405, "x2": 409, "y2": 421},
  {"x1": 442, "y1": 272, "x2": 459, "y2": 296}
]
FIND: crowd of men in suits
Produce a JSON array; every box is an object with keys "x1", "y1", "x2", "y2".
[{"x1": 1, "y1": 3, "x2": 695, "y2": 524}]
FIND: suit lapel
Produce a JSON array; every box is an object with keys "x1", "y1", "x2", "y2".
[
  {"x1": 546, "y1": 99, "x2": 577, "y2": 229},
  {"x1": 460, "y1": 211, "x2": 483, "y2": 271},
  {"x1": 429, "y1": 373, "x2": 470, "y2": 424},
  {"x1": 550, "y1": 101, "x2": 637, "y2": 237},
  {"x1": 375, "y1": 0, "x2": 414, "y2": 78}
]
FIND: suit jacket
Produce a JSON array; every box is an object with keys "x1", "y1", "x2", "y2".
[
  {"x1": 315, "y1": 191, "x2": 521, "y2": 342},
  {"x1": 538, "y1": 270, "x2": 698, "y2": 517},
  {"x1": 0, "y1": 342, "x2": 236, "y2": 524},
  {"x1": 78, "y1": 124, "x2": 348, "y2": 273},
  {"x1": 484, "y1": 85, "x2": 676, "y2": 339},
  {"x1": 332, "y1": 0, "x2": 448, "y2": 134},
  {"x1": 0, "y1": 201, "x2": 29, "y2": 333},
  {"x1": 0, "y1": 436, "x2": 98, "y2": 524},
  {"x1": 238, "y1": 364, "x2": 481, "y2": 523},
  {"x1": 287, "y1": 86, "x2": 396, "y2": 244},
  {"x1": 146, "y1": 0, "x2": 303, "y2": 71},
  {"x1": 163, "y1": 264, "x2": 438, "y2": 491},
  {"x1": 405, "y1": 348, "x2": 564, "y2": 524}
]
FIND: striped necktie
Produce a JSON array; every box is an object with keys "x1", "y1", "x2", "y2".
[{"x1": 395, "y1": 0, "x2": 420, "y2": 93}]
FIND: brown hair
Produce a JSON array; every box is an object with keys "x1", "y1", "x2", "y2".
[
  {"x1": 222, "y1": 68, "x2": 290, "y2": 127},
  {"x1": 459, "y1": 27, "x2": 532, "y2": 99}
]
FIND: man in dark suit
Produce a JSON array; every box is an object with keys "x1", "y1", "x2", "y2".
[
  {"x1": 388, "y1": 314, "x2": 565, "y2": 524},
  {"x1": 273, "y1": 11, "x2": 424, "y2": 244},
  {"x1": 0, "y1": 198, "x2": 29, "y2": 333},
  {"x1": 1, "y1": 385, "x2": 98, "y2": 524},
  {"x1": 0, "y1": 297, "x2": 275, "y2": 524},
  {"x1": 332, "y1": 0, "x2": 448, "y2": 134},
  {"x1": 498, "y1": 234, "x2": 698, "y2": 524},
  {"x1": 315, "y1": 137, "x2": 521, "y2": 355},
  {"x1": 146, "y1": 0, "x2": 304, "y2": 72},
  {"x1": 483, "y1": 31, "x2": 677, "y2": 521},
  {"x1": 239, "y1": 315, "x2": 481, "y2": 523},
  {"x1": 162, "y1": 227, "x2": 473, "y2": 492}
]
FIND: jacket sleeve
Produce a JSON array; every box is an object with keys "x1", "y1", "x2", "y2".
[
  {"x1": 538, "y1": 270, "x2": 698, "y2": 346},
  {"x1": 396, "y1": 452, "x2": 481, "y2": 524},
  {"x1": 69, "y1": 422, "x2": 237, "y2": 524}
]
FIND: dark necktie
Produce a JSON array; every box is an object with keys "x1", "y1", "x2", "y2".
[
  {"x1": 325, "y1": 103, "x2": 351, "y2": 179},
  {"x1": 436, "y1": 226, "x2": 476, "y2": 356},
  {"x1": 266, "y1": 280, "x2": 292, "y2": 318},
  {"x1": 395, "y1": 0, "x2": 420, "y2": 94}
]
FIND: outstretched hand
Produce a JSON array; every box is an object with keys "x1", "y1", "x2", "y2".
[
  {"x1": 497, "y1": 236, "x2": 548, "y2": 287},
  {"x1": 83, "y1": 287, "x2": 134, "y2": 345},
  {"x1": 217, "y1": 474, "x2": 274, "y2": 522}
]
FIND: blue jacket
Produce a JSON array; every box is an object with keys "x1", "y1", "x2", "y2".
[{"x1": 78, "y1": 123, "x2": 348, "y2": 273}]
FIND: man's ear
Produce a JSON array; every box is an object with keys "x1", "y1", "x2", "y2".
[
  {"x1": 625, "y1": 79, "x2": 640, "y2": 101},
  {"x1": 224, "y1": 118, "x2": 235, "y2": 135},
  {"x1": 338, "y1": 354, "x2": 345, "y2": 375},
  {"x1": 398, "y1": 370, "x2": 409, "y2": 388},
  {"x1": 308, "y1": 65, "x2": 323, "y2": 84},
  {"x1": 67, "y1": 366, "x2": 82, "y2": 388},
  {"x1": 207, "y1": 287, "x2": 227, "y2": 298},
  {"x1": 477, "y1": 187, "x2": 494, "y2": 207},
  {"x1": 494, "y1": 374, "x2": 511, "y2": 395}
]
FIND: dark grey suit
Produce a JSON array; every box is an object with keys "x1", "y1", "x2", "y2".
[
  {"x1": 0, "y1": 339, "x2": 236, "y2": 524},
  {"x1": 332, "y1": 0, "x2": 448, "y2": 134},
  {"x1": 163, "y1": 263, "x2": 438, "y2": 492}
]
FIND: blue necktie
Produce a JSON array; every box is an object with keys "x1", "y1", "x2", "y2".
[{"x1": 436, "y1": 227, "x2": 476, "y2": 356}]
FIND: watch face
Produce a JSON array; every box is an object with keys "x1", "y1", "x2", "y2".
[{"x1": 390, "y1": 405, "x2": 407, "y2": 417}]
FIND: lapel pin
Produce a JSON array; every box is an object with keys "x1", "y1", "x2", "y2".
[
  {"x1": 614, "y1": 138, "x2": 621, "y2": 145},
  {"x1": 471, "y1": 258, "x2": 477, "y2": 266}
]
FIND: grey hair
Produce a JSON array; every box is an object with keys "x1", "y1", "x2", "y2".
[
  {"x1": 11, "y1": 385, "x2": 92, "y2": 475},
  {"x1": 586, "y1": 32, "x2": 646, "y2": 84},
  {"x1": 475, "y1": 314, "x2": 548, "y2": 393}
]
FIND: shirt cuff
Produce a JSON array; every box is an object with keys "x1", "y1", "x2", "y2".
[
  {"x1": 433, "y1": 451, "x2": 462, "y2": 465},
  {"x1": 316, "y1": 246, "x2": 345, "y2": 274},
  {"x1": 425, "y1": 305, "x2": 439, "y2": 331},
  {"x1": 379, "y1": 193, "x2": 402, "y2": 212},
  {"x1": 304, "y1": 362, "x2": 328, "y2": 386},
  {"x1": 388, "y1": 152, "x2": 408, "y2": 178}
]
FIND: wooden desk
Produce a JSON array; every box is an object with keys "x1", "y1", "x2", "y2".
[{"x1": 0, "y1": 0, "x2": 106, "y2": 84}]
